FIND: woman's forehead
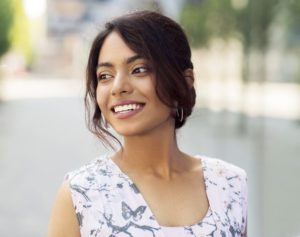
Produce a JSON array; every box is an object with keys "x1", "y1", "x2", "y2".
[{"x1": 98, "y1": 32, "x2": 137, "y2": 64}]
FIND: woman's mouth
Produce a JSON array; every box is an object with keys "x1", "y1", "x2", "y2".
[
  {"x1": 111, "y1": 103, "x2": 145, "y2": 119},
  {"x1": 112, "y1": 103, "x2": 143, "y2": 113}
]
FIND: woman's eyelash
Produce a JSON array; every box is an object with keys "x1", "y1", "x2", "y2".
[
  {"x1": 97, "y1": 66, "x2": 149, "y2": 80},
  {"x1": 97, "y1": 74, "x2": 112, "y2": 81},
  {"x1": 132, "y1": 66, "x2": 148, "y2": 74}
]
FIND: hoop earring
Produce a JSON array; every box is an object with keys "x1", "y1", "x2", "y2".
[{"x1": 176, "y1": 107, "x2": 184, "y2": 122}]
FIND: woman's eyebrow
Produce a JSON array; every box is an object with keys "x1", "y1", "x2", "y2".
[
  {"x1": 126, "y1": 55, "x2": 143, "y2": 64},
  {"x1": 96, "y1": 55, "x2": 143, "y2": 69},
  {"x1": 96, "y1": 62, "x2": 113, "y2": 69}
]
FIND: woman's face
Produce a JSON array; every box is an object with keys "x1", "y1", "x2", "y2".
[{"x1": 96, "y1": 31, "x2": 173, "y2": 137}]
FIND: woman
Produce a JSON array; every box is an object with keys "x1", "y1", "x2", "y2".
[{"x1": 48, "y1": 10, "x2": 247, "y2": 237}]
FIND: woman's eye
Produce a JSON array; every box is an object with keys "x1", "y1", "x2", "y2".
[
  {"x1": 97, "y1": 73, "x2": 112, "y2": 81},
  {"x1": 132, "y1": 66, "x2": 148, "y2": 74}
]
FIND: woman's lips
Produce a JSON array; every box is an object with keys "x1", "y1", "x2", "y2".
[
  {"x1": 112, "y1": 104, "x2": 145, "y2": 119},
  {"x1": 110, "y1": 100, "x2": 146, "y2": 119}
]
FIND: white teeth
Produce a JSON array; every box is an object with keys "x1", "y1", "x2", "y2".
[{"x1": 113, "y1": 104, "x2": 142, "y2": 113}]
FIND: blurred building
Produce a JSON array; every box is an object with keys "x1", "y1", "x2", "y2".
[
  {"x1": 32, "y1": 0, "x2": 184, "y2": 78},
  {"x1": 35, "y1": 0, "x2": 118, "y2": 77}
]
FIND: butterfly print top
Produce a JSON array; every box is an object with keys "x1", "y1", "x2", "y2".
[{"x1": 65, "y1": 154, "x2": 247, "y2": 237}]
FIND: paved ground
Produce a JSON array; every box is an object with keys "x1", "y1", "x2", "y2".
[{"x1": 0, "y1": 96, "x2": 299, "y2": 237}]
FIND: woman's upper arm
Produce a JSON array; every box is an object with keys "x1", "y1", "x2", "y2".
[{"x1": 47, "y1": 181, "x2": 80, "y2": 237}]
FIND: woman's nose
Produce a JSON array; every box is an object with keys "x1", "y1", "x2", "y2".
[{"x1": 111, "y1": 73, "x2": 133, "y2": 96}]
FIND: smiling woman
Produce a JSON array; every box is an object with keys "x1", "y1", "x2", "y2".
[
  {"x1": 95, "y1": 31, "x2": 175, "y2": 137},
  {"x1": 85, "y1": 11, "x2": 196, "y2": 148},
  {"x1": 47, "y1": 10, "x2": 247, "y2": 237}
]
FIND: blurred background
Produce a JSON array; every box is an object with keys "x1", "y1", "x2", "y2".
[{"x1": 0, "y1": 0, "x2": 299, "y2": 236}]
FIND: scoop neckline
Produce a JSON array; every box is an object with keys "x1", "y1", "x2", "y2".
[
  {"x1": 105, "y1": 153, "x2": 212, "y2": 229},
  {"x1": 160, "y1": 206, "x2": 212, "y2": 229}
]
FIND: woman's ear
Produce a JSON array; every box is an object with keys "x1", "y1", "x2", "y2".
[{"x1": 184, "y1": 68, "x2": 194, "y2": 89}]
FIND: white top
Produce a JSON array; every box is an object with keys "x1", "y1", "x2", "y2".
[
  {"x1": 66, "y1": 154, "x2": 247, "y2": 237},
  {"x1": 160, "y1": 207, "x2": 214, "y2": 237}
]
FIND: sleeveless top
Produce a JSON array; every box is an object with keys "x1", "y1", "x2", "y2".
[{"x1": 65, "y1": 154, "x2": 247, "y2": 237}]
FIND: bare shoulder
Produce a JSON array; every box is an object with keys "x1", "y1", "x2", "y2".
[{"x1": 47, "y1": 181, "x2": 80, "y2": 237}]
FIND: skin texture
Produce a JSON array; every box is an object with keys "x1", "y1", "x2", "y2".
[
  {"x1": 96, "y1": 31, "x2": 173, "y2": 137},
  {"x1": 47, "y1": 31, "x2": 209, "y2": 236},
  {"x1": 47, "y1": 182, "x2": 80, "y2": 237}
]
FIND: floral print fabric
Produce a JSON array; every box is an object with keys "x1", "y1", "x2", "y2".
[{"x1": 65, "y1": 154, "x2": 247, "y2": 237}]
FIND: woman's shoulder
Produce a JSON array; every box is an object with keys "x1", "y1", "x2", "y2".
[
  {"x1": 197, "y1": 154, "x2": 247, "y2": 197},
  {"x1": 198, "y1": 154, "x2": 247, "y2": 181},
  {"x1": 198, "y1": 155, "x2": 248, "y2": 234},
  {"x1": 64, "y1": 153, "x2": 111, "y2": 185}
]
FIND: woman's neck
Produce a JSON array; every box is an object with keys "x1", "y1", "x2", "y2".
[{"x1": 113, "y1": 123, "x2": 185, "y2": 179}]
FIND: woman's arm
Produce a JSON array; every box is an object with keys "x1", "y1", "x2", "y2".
[{"x1": 47, "y1": 182, "x2": 80, "y2": 237}]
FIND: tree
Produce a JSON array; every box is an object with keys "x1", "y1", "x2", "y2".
[
  {"x1": 0, "y1": 0, "x2": 31, "y2": 62},
  {"x1": 285, "y1": 0, "x2": 300, "y2": 40},
  {"x1": 0, "y1": 0, "x2": 14, "y2": 58},
  {"x1": 180, "y1": 0, "x2": 236, "y2": 47},
  {"x1": 10, "y1": 0, "x2": 31, "y2": 63}
]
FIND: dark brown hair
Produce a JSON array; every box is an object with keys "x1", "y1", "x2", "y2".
[{"x1": 85, "y1": 10, "x2": 196, "y2": 148}]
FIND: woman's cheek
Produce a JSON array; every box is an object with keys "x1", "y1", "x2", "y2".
[
  {"x1": 96, "y1": 87, "x2": 103, "y2": 109},
  {"x1": 96, "y1": 87, "x2": 109, "y2": 113}
]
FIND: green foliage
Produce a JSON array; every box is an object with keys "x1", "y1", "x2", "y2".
[
  {"x1": 181, "y1": 4, "x2": 208, "y2": 47},
  {"x1": 0, "y1": 0, "x2": 31, "y2": 62},
  {"x1": 285, "y1": 0, "x2": 300, "y2": 28},
  {"x1": 180, "y1": 0, "x2": 300, "y2": 83},
  {"x1": 10, "y1": 0, "x2": 32, "y2": 63},
  {"x1": 235, "y1": 0, "x2": 281, "y2": 50},
  {"x1": 181, "y1": 0, "x2": 282, "y2": 50},
  {"x1": 181, "y1": 0, "x2": 236, "y2": 47},
  {"x1": 284, "y1": 0, "x2": 300, "y2": 45},
  {"x1": 0, "y1": 0, "x2": 14, "y2": 58}
]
